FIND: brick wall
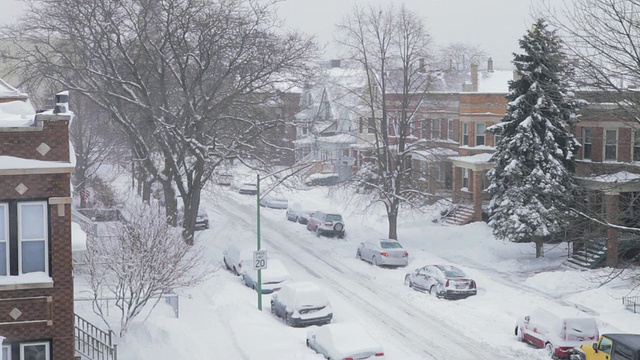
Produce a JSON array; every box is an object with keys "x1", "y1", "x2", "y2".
[{"x1": 0, "y1": 116, "x2": 74, "y2": 359}]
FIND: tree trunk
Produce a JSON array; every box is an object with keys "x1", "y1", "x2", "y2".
[
  {"x1": 142, "y1": 178, "x2": 152, "y2": 203},
  {"x1": 388, "y1": 202, "x2": 399, "y2": 240},
  {"x1": 534, "y1": 236, "x2": 544, "y2": 258},
  {"x1": 161, "y1": 177, "x2": 178, "y2": 226}
]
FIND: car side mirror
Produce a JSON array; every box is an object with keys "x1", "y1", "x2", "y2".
[
  {"x1": 593, "y1": 343, "x2": 598, "y2": 353},
  {"x1": 524, "y1": 316, "x2": 530, "y2": 323}
]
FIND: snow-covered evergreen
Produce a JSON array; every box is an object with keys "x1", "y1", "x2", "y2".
[{"x1": 487, "y1": 19, "x2": 582, "y2": 256}]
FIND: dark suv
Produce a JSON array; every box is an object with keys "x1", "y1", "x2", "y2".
[{"x1": 306, "y1": 211, "x2": 345, "y2": 238}]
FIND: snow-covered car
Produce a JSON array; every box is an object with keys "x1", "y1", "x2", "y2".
[
  {"x1": 285, "y1": 202, "x2": 314, "y2": 224},
  {"x1": 231, "y1": 181, "x2": 258, "y2": 195},
  {"x1": 515, "y1": 308, "x2": 599, "y2": 358},
  {"x1": 306, "y1": 322, "x2": 385, "y2": 359},
  {"x1": 356, "y1": 239, "x2": 409, "y2": 267},
  {"x1": 259, "y1": 196, "x2": 288, "y2": 209},
  {"x1": 194, "y1": 208, "x2": 209, "y2": 230},
  {"x1": 404, "y1": 264, "x2": 477, "y2": 299},
  {"x1": 306, "y1": 211, "x2": 345, "y2": 238},
  {"x1": 270, "y1": 281, "x2": 332, "y2": 327},
  {"x1": 223, "y1": 244, "x2": 264, "y2": 276},
  {"x1": 242, "y1": 258, "x2": 290, "y2": 294}
]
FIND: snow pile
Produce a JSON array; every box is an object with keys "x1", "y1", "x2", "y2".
[{"x1": 0, "y1": 99, "x2": 36, "y2": 127}]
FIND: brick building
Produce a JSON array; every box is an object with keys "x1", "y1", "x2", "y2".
[{"x1": 0, "y1": 81, "x2": 75, "y2": 359}]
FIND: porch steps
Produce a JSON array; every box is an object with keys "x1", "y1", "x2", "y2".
[
  {"x1": 564, "y1": 239, "x2": 607, "y2": 270},
  {"x1": 443, "y1": 204, "x2": 475, "y2": 226},
  {"x1": 75, "y1": 313, "x2": 117, "y2": 360}
]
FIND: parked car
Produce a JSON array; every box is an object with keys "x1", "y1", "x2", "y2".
[
  {"x1": 286, "y1": 202, "x2": 313, "y2": 224},
  {"x1": 231, "y1": 181, "x2": 258, "y2": 195},
  {"x1": 260, "y1": 196, "x2": 288, "y2": 209},
  {"x1": 270, "y1": 282, "x2": 333, "y2": 327},
  {"x1": 306, "y1": 322, "x2": 385, "y2": 359},
  {"x1": 242, "y1": 259, "x2": 290, "y2": 294},
  {"x1": 515, "y1": 308, "x2": 599, "y2": 358},
  {"x1": 214, "y1": 173, "x2": 233, "y2": 186},
  {"x1": 194, "y1": 208, "x2": 209, "y2": 230},
  {"x1": 306, "y1": 211, "x2": 345, "y2": 238},
  {"x1": 356, "y1": 239, "x2": 409, "y2": 267},
  {"x1": 223, "y1": 244, "x2": 264, "y2": 276},
  {"x1": 570, "y1": 334, "x2": 640, "y2": 360},
  {"x1": 404, "y1": 264, "x2": 477, "y2": 299}
]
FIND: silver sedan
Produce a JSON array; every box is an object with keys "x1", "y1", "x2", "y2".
[
  {"x1": 356, "y1": 239, "x2": 408, "y2": 267},
  {"x1": 404, "y1": 264, "x2": 477, "y2": 299}
]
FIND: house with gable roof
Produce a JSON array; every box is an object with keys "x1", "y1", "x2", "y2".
[{"x1": 0, "y1": 79, "x2": 75, "y2": 359}]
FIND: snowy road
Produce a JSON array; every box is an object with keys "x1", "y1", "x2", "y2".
[{"x1": 219, "y1": 193, "x2": 540, "y2": 360}]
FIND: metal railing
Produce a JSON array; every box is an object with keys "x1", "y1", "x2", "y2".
[
  {"x1": 75, "y1": 313, "x2": 117, "y2": 360},
  {"x1": 623, "y1": 295, "x2": 640, "y2": 314}
]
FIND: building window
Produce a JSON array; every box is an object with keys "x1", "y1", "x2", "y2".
[
  {"x1": 583, "y1": 128, "x2": 592, "y2": 160},
  {"x1": 634, "y1": 130, "x2": 640, "y2": 161},
  {"x1": 419, "y1": 161, "x2": 428, "y2": 181},
  {"x1": 20, "y1": 342, "x2": 50, "y2": 360},
  {"x1": 462, "y1": 169, "x2": 469, "y2": 189},
  {"x1": 448, "y1": 119, "x2": 454, "y2": 140},
  {"x1": 420, "y1": 120, "x2": 428, "y2": 139},
  {"x1": 368, "y1": 118, "x2": 376, "y2": 134},
  {"x1": 431, "y1": 119, "x2": 441, "y2": 139},
  {"x1": 0, "y1": 201, "x2": 48, "y2": 276},
  {"x1": 494, "y1": 132, "x2": 502, "y2": 147},
  {"x1": 476, "y1": 123, "x2": 485, "y2": 146},
  {"x1": 2, "y1": 344, "x2": 9, "y2": 360},
  {"x1": 462, "y1": 123, "x2": 469, "y2": 146},
  {"x1": 433, "y1": 163, "x2": 443, "y2": 182},
  {"x1": 605, "y1": 129, "x2": 617, "y2": 161}
]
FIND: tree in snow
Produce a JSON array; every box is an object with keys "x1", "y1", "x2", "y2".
[
  {"x1": 336, "y1": 4, "x2": 439, "y2": 240},
  {"x1": 7, "y1": 0, "x2": 316, "y2": 244},
  {"x1": 487, "y1": 19, "x2": 582, "y2": 258},
  {"x1": 85, "y1": 202, "x2": 209, "y2": 336}
]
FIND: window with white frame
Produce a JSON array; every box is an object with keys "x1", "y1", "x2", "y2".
[
  {"x1": 0, "y1": 201, "x2": 49, "y2": 277},
  {"x1": 634, "y1": 130, "x2": 640, "y2": 161},
  {"x1": 420, "y1": 120, "x2": 428, "y2": 139},
  {"x1": 462, "y1": 123, "x2": 469, "y2": 145},
  {"x1": 476, "y1": 123, "x2": 485, "y2": 146},
  {"x1": 2, "y1": 344, "x2": 9, "y2": 360},
  {"x1": 583, "y1": 128, "x2": 592, "y2": 160},
  {"x1": 431, "y1": 119, "x2": 441, "y2": 139},
  {"x1": 605, "y1": 129, "x2": 617, "y2": 161},
  {"x1": 448, "y1": 119, "x2": 454, "y2": 140},
  {"x1": 462, "y1": 169, "x2": 469, "y2": 189},
  {"x1": 433, "y1": 163, "x2": 443, "y2": 182},
  {"x1": 20, "y1": 342, "x2": 49, "y2": 360}
]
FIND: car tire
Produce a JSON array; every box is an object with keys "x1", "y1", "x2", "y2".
[
  {"x1": 223, "y1": 258, "x2": 230, "y2": 271},
  {"x1": 306, "y1": 339, "x2": 310, "y2": 348},
  {"x1": 515, "y1": 327, "x2": 523, "y2": 341},
  {"x1": 285, "y1": 313, "x2": 294, "y2": 327},
  {"x1": 315, "y1": 228, "x2": 320, "y2": 237},
  {"x1": 372, "y1": 256, "x2": 379, "y2": 266},
  {"x1": 233, "y1": 266, "x2": 238, "y2": 276},
  {"x1": 295, "y1": 216, "x2": 299, "y2": 223},
  {"x1": 545, "y1": 342, "x2": 554, "y2": 357},
  {"x1": 356, "y1": 250, "x2": 361, "y2": 259},
  {"x1": 430, "y1": 285, "x2": 438, "y2": 297},
  {"x1": 271, "y1": 304, "x2": 277, "y2": 317},
  {"x1": 404, "y1": 274, "x2": 413, "y2": 287}
]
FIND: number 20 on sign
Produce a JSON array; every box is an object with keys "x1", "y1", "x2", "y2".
[{"x1": 253, "y1": 250, "x2": 268, "y2": 270}]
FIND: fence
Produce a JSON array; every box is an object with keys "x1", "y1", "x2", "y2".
[
  {"x1": 75, "y1": 313, "x2": 117, "y2": 360},
  {"x1": 75, "y1": 294, "x2": 180, "y2": 319},
  {"x1": 623, "y1": 295, "x2": 640, "y2": 314}
]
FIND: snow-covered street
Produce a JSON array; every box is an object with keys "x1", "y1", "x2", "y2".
[{"x1": 76, "y1": 185, "x2": 640, "y2": 360}]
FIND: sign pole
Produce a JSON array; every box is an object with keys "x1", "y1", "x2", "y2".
[{"x1": 256, "y1": 174, "x2": 262, "y2": 311}]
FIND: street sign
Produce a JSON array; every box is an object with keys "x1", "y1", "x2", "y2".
[{"x1": 253, "y1": 250, "x2": 268, "y2": 270}]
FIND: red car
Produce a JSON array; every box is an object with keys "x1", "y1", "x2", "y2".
[{"x1": 306, "y1": 211, "x2": 345, "y2": 238}]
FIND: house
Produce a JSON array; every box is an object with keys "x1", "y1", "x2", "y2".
[{"x1": 0, "y1": 81, "x2": 75, "y2": 359}]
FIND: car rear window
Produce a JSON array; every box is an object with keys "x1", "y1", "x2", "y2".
[
  {"x1": 380, "y1": 241, "x2": 402, "y2": 249},
  {"x1": 443, "y1": 268, "x2": 466, "y2": 278},
  {"x1": 326, "y1": 214, "x2": 342, "y2": 222}
]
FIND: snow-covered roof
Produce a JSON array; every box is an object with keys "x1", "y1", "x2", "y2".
[
  {"x1": 292, "y1": 136, "x2": 315, "y2": 145},
  {"x1": 464, "y1": 70, "x2": 513, "y2": 94},
  {"x1": 0, "y1": 99, "x2": 36, "y2": 127},
  {"x1": 578, "y1": 171, "x2": 640, "y2": 184},
  {"x1": 412, "y1": 148, "x2": 459, "y2": 161},
  {"x1": 0, "y1": 155, "x2": 75, "y2": 175},
  {"x1": 317, "y1": 134, "x2": 356, "y2": 144},
  {"x1": 72, "y1": 222, "x2": 87, "y2": 252},
  {"x1": 450, "y1": 152, "x2": 494, "y2": 164}
]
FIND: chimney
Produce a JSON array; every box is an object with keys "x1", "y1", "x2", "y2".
[
  {"x1": 53, "y1": 90, "x2": 69, "y2": 114},
  {"x1": 330, "y1": 59, "x2": 341, "y2": 68},
  {"x1": 470, "y1": 63, "x2": 478, "y2": 92},
  {"x1": 487, "y1": 57, "x2": 494, "y2": 72}
]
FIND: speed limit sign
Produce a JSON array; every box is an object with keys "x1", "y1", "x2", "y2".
[{"x1": 253, "y1": 250, "x2": 268, "y2": 270}]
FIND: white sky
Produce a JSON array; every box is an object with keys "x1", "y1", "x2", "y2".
[
  {"x1": 0, "y1": 0, "x2": 542, "y2": 69},
  {"x1": 276, "y1": 0, "x2": 543, "y2": 69}
]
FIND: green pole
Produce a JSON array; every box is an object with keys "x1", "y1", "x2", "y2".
[{"x1": 257, "y1": 174, "x2": 262, "y2": 311}]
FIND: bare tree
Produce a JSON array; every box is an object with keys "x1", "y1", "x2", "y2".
[
  {"x1": 8, "y1": 0, "x2": 316, "y2": 244},
  {"x1": 336, "y1": 4, "x2": 436, "y2": 240},
  {"x1": 85, "y1": 202, "x2": 209, "y2": 336}
]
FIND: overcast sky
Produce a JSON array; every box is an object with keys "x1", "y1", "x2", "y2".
[
  {"x1": 276, "y1": 0, "x2": 542, "y2": 69},
  {"x1": 0, "y1": 0, "x2": 541, "y2": 69}
]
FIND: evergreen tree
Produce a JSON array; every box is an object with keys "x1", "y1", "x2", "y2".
[{"x1": 487, "y1": 19, "x2": 582, "y2": 257}]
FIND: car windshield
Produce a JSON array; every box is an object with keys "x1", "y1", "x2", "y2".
[
  {"x1": 326, "y1": 214, "x2": 342, "y2": 222},
  {"x1": 380, "y1": 241, "x2": 402, "y2": 249}
]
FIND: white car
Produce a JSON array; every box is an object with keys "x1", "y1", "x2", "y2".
[
  {"x1": 242, "y1": 259, "x2": 290, "y2": 294},
  {"x1": 285, "y1": 202, "x2": 314, "y2": 224},
  {"x1": 306, "y1": 322, "x2": 385, "y2": 359},
  {"x1": 223, "y1": 244, "x2": 264, "y2": 276},
  {"x1": 270, "y1": 282, "x2": 332, "y2": 327},
  {"x1": 404, "y1": 264, "x2": 477, "y2": 299},
  {"x1": 260, "y1": 196, "x2": 288, "y2": 209},
  {"x1": 231, "y1": 181, "x2": 258, "y2": 195},
  {"x1": 356, "y1": 239, "x2": 409, "y2": 267}
]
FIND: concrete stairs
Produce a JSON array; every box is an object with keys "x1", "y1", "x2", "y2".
[
  {"x1": 442, "y1": 204, "x2": 475, "y2": 226},
  {"x1": 563, "y1": 240, "x2": 607, "y2": 270}
]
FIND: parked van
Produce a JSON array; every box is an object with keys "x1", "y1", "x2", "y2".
[{"x1": 515, "y1": 307, "x2": 599, "y2": 358}]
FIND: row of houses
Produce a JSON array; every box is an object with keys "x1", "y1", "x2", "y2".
[{"x1": 287, "y1": 59, "x2": 640, "y2": 269}]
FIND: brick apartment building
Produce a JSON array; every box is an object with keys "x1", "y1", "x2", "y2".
[{"x1": 0, "y1": 81, "x2": 74, "y2": 359}]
